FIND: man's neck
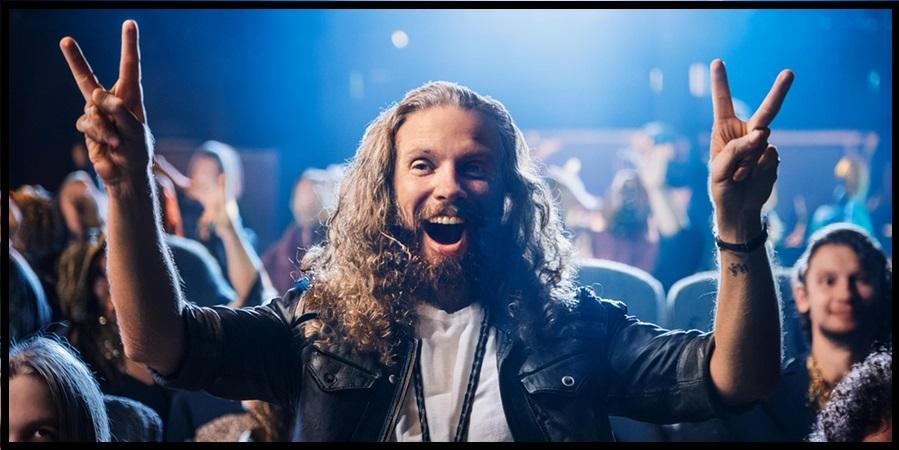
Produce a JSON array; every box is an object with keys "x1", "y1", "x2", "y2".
[{"x1": 810, "y1": 334, "x2": 859, "y2": 385}]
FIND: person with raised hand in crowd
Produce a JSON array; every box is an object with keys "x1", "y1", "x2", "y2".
[
  {"x1": 155, "y1": 145, "x2": 278, "y2": 306},
  {"x1": 61, "y1": 20, "x2": 792, "y2": 441}
]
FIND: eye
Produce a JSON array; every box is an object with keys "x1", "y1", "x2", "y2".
[
  {"x1": 410, "y1": 159, "x2": 433, "y2": 174},
  {"x1": 461, "y1": 162, "x2": 487, "y2": 178},
  {"x1": 821, "y1": 276, "x2": 836, "y2": 286},
  {"x1": 30, "y1": 427, "x2": 57, "y2": 442}
]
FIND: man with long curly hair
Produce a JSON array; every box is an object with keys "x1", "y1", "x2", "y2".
[{"x1": 60, "y1": 20, "x2": 793, "y2": 441}]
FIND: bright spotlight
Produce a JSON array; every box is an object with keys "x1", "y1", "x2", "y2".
[{"x1": 391, "y1": 30, "x2": 409, "y2": 49}]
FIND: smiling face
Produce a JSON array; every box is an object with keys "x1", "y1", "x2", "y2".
[
  {"x1": 393, "y1": 105, "x2": 505, "y2": 267},
  {"x1": 8, "y1": 374, "x2": 59, "y2": 442},
  {"x1": 794, "y1": 244, "x2": 877, "y2": 344}
]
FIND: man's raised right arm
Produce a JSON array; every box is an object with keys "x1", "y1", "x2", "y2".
[{"x1": 60, "y1": 20, "x2": 184, "y2": 374}]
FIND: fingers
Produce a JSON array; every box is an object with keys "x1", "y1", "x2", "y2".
[
  {"x1": 748, "y1": 69, "x2": 795, "y2": 130},
  {"x1": 118, "y1": 20, "x2": 142, "y2": 95},
  {"x1": 710, "y1": 59, "x2": 735, "y2": 121},
  {"x1": 60, "y1": 37, "x2": 105, "y2": 102},
  {"x1": 755, "y1": 144, "x2": 780, "y2": 179},
  {"x1": 91, "y1": 88, "x2": 141, "y2": 135},
  {"x1": 77, "y1": 107, "x2": 120, "y2": 148},
  {"x1": 715, "y1": 128, "x2": 770, "y2": 183}
]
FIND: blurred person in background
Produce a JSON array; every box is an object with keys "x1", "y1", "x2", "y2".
[
  {"x1": 158, "y1": 141, "x2": 277, "y2": 303},
  {"x1": 154, "y1": 156, "x2": 277, "y2": 306},
  {"x1": 545, "y1": 158, "x2": 603, "y2": 259},
  {"x1": 8, "y1": 195, "x2": 53, "y2": 343},
  {"x1": 263, "y1": 166, "x2": 342, "y2": 293},
  {"x1": 8, "y1": 336, "x2": 111, "y2": 442},
  {"x1": 630, "y1": 122, "x2": 715, "y2": 290},
  {"x1": 10, "y1": 185, "x2": 69, "y2": 321},
  {"x1": 809, "y1": 153, "x2": 874, "y2": 236},
  {"x1": 591, "y1": 168, "x2": 661, "y2": 273}
]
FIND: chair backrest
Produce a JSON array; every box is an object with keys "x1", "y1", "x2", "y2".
[
  {"x1": 576, "y1": 258, "x2": 666, "y2": 325},
  {"x1": 775, "y1": 267, "x2": 809, "y2": 360},
  {"x1": 666, "y1": 267, "x2": 809, "y2": 360},
  {"x1": 665, "y1": 271, "x2": 719, "y2": 332}
]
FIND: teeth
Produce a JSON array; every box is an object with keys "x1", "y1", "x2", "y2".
[{"x1": 428, "y1": 216, "x2": 465, "y2": 225}]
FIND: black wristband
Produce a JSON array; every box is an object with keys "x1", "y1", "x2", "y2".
[{"x1": 715, "y1": 220, "x2": 768, "y2": 253}]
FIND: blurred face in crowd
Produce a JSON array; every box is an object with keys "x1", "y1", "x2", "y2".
[
  {"x1": 609, "y1": 171, "x2": 650, "y2": 228},
  {"x1": 8, "y1": 374, "x2": 59, "y2": 442},
  {"x1": 188, "y1": 154, "x2": 225, "y2": 205},
  {"x1": 392, "y1": 105, "x2": 504, "y2": 267},
  {"x1": 291, "y1": 177, "x2": 321, "y2": 228},
  {"x1": 794, "y1": 244, "x2": 877, "y2": 345}
]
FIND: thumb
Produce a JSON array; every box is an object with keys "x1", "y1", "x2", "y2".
[{"x1": 712, "y1": 128, "x2": 769, "y2": 183}]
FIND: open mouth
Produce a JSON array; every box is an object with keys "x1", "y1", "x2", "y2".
[{"x1": 423, "y1": 216, "x2": 466, "y2": 245}]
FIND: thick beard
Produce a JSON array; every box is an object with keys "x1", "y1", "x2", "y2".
[{"x1": 391, "y1": 215, "x2": 496, "y2": 312}]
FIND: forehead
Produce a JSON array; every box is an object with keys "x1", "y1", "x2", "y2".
[
  {"x1": 808, "y1": 244, "x2": 862, "y2": 273},
  {"x1": 189, "y1": 155, "x2": 221, "y2": 174},
  {"x1": 293, "y1": 178, "x2": 315, "y2": 195},
  {"x1": 9, "y1": 374, "x2": 57, "y2": 426},
  {"x1": 395, "y1": 105, "x2": 503, "y2": 159}
]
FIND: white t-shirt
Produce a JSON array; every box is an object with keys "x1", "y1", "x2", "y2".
[{"x1": 394, "y1": 302, "x2": 514, "y2": 442}]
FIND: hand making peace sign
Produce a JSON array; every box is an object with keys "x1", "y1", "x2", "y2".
[
  {"x1": 60, "y1": 20, "x2": 150, "y2": 191},
  {"x1": 707, "y1": 59, "x2": 794, "y2": 235}
]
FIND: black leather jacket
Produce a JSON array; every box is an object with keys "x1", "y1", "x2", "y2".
[{"x1": 155, "y1": 284, "x2": 737, "y2": 441}]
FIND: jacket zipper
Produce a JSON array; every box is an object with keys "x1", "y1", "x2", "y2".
[{"x1": 378, "y1": 339, "x2": 419, "y2": 441}]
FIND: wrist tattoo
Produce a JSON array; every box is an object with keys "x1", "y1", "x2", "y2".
[{"x1": 728, "y1": 262, "x2": 750, "y2": 277}]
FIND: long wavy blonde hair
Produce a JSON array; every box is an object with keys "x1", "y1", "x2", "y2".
[{"x1": 300, "y1": 81, "x2": 577, "y2": 365}]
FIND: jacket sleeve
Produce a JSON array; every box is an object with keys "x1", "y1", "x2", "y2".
[
  {"x1": 597, "y1": 295, "x2": 755, "y2": 423},
  {"x1": 150, "y1": 284, "x2": 311, "y2": 411}
]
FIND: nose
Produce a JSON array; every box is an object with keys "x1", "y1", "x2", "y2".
[
  {"x1": 834, "y1": 278, "x2": 854, "y2": 303},
  {"x1": 433, "y1": 166, "x2": 466, "y2": 202}
]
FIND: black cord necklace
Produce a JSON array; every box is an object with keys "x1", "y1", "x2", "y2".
[{"x1": 413, "y1": 306, "x2": 491, "y2": 442}]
